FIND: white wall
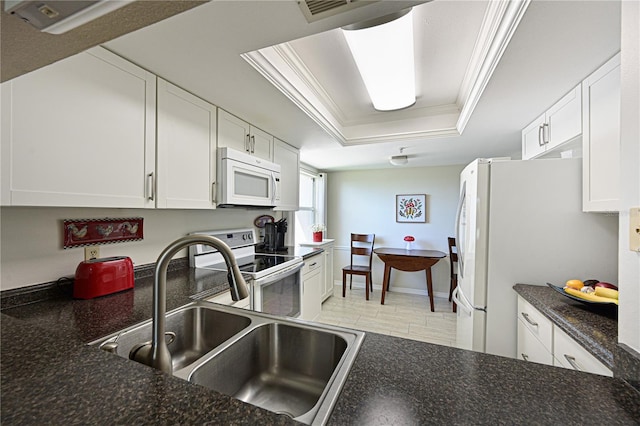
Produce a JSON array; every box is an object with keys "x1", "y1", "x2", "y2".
[
  {"x1": 327, "y1": 165, "x2": 465, "y2": 297},
  {"x1": 0, "y1": 206, "x2": 281, "y2": 290},
  {"x1": 618, "y1": 1, "x2": 640, "y2": 352}
]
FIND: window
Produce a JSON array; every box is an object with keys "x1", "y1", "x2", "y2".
[{"x1": 295, "y1": 170, "x2": 326, "y2": 244}]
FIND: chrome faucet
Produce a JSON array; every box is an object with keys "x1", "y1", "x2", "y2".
[{"x1": 129, "y1": 234, "x2": 249, "y2": 374}]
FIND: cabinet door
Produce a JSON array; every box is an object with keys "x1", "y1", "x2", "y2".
[
  {"x1": 1, "y1": 47, "x2": 156, "y2": 208},
  {"x1": 217, "y1": 109, "x2": 250, "y2": 154},
  {"x1": 546, "y1": 85, "x2": 582, "y2": 149},
  {"x1": 521, "y1": 114, "x2": 547, "y2": 159},
  {"x1": 517, "y1": 296, "x2": 553, "y2": 352},
  {"x1": 323, "y1": 245, "x2": 334, "y2": 300},
  {"x1": 273, "y1": 139, "x2": 300, "y2": 211},
  {"x1": 553, "y1": 327, "x2": 612, "y2": 376},
  {"x1": 582, "y1": 53, "x2": 620, "y2": 212},
  {"x1": 517, "y1": 319, "x2": 554, "y2": 366},
  {"x1": 301, "y1": 256, "x2": 323, "y2": 321},
  {"x1": 157, "y1": 79, "x2": 217, "y2": 209},
  {"x1": 249, "y1": 126, "x2": 274, "y2": 160}
]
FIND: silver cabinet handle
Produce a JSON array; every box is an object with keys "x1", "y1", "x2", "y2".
[
  {"x1": 147, "y1": 172, "x2": 155, "y2": 201},
  {"x1": 542, "y1": 123, "x2": 549, "y2": 145},
  {"x1": 521, "y1": 312, "x2": 538, "y2": 327},
  {"x1": 211, "y1": 182, "x2": 216, "y2": 203},
  {"x1": 250, "y1": 135, "x2": 256, "y2": 153},
  {"x1": 244, "y1": 133, "x2": 250, "y2": 152},
  {"x1": 309, "y1": 262, "x2": 317, "y2": 267},
  {"x1": 521, "y1": 353, "x2": 529, "y2": 362},
  {"x1": 538, "y1": 125, "x2": 545, "y2": 147},
  {"x1": 564, "y1": 354, "x2": 583, "y2": 371}
]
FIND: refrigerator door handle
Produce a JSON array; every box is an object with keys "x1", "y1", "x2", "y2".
[
  {"x1": 456, "y1": 286, "x2": 486, "y2": 313},
  {"x1": 455, "y1": 181, "x2": 466, "y2": 279},
  {"x1": 451, "y1": 287, "x2": 472, "y2": 316}
]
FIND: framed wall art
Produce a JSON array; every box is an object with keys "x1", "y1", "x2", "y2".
[{"x1": 396, "y1": 194, "x2": 426, "y2": 223}]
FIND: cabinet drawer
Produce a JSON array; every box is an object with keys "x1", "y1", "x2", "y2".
[
  {"x1": 517, "y1": 318, "x2": 554, "y2": 366},
  {"x1": 517, "y1": 296, "x2": 553, "y2": 352},
  {"x1": 553, "y1": 327, "x2": 612, "y2": 377},
  {"x1": 302, "y1": 256, "x2": 323, "y2": 276}
]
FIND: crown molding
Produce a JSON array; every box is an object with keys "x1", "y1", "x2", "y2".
[{"x1": 242, "y1": 0, "x2": 530, "y2": 146}]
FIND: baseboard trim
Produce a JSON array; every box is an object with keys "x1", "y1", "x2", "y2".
[{"x1": 332, "y1": 281, "x2": 449, "y2": 299}]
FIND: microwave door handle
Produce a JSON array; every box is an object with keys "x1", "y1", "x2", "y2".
[
  {"x1": 454, "y1": 181, "x2": 466, "y2": 279},
  {"x1": 271, "y1": 173, "x2": 280, "y2": 204}
]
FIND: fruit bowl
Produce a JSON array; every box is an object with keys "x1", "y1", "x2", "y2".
[{"x1": 547, "y1": 283, "x2": 618, "y2": 308}]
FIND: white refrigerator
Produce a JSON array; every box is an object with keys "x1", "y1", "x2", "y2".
[{"x1": 452, "y1": 158, "x2": 618, "y2": 359}]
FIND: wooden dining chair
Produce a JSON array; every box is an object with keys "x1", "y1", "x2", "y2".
[
  {"x1": 342, "y1": 233, "x2": 375, "y2": 300},
  {"x1": 448, "y1": 237, "x2": 458, "y2": 312}
]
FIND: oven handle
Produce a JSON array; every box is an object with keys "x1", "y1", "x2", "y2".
[{"x1": 253, "y1": 262, "x2": 304, "y2": 287}]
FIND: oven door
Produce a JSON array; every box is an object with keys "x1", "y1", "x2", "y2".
[{"x1": 252, "y1": 263, "x2": 303, "y2": 318}]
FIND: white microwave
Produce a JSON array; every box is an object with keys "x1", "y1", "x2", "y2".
[{"x1": 217, "y1": 147, "x2": 281, "y2": 208}]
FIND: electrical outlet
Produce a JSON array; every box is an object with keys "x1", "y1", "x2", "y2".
[{"x1": 84, "y1": 246, "x2": 100, "y2": 261}]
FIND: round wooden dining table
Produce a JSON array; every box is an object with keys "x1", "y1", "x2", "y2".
[{"x1": 373, "y1": 247, "x2": 446, "y2": 312}]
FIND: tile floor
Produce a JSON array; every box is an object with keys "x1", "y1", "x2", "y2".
[{"x1": 316, "y1": 286, "x2": 458, "y2": 348}]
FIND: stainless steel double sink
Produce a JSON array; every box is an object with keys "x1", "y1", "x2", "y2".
[{"x1": 91, "y1": 301, "x2": 365, "y2": 425}]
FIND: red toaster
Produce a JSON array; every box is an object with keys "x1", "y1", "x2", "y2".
[{"x1": 74, "y1": 256, "x2": 134, "y2": 299}]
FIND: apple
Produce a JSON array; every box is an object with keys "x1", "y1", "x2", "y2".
[
  {"x1": 583, "y1": 279, "x2": 599, "y2": 287},
  {"x1": 595, "y1": 282, "x2": 618, "y2": 290}
]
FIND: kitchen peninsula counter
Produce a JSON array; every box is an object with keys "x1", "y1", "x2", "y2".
[{"x1": 2, "y1": 270, "x2": 639, "y2": 424}]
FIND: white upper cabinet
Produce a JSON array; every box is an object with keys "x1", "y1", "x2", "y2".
[
  {"x1": 1, "y1": 47, "x2": 156, "y2": 208},
  {"x1": 273, "y1": 138, "x2": 300, "y2": 211},
  {"x1": 582, "y1": 53, "x2": 620, "y2": 212},
  {"x1": 156, "y1": 79, "x2": 217, "y2": 209},
  {"x1": 522, "y1": 114, "x2": 547, "y2": 159},
  {"x1": 521, "y1": 86, "x2": 582, "y2": 160},
  {"x1": 217, "y1": 109, "x2": 273, "y2": 160}
]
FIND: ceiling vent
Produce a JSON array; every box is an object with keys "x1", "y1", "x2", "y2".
[{"x1": 298, "y1": 0, "x2": 378, "y2": 23}]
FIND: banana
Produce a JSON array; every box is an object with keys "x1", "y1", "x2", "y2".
[
  {"x1": 564, "y1": 287, "x2": 618, "y2": 305},
  {"x1": 594, "y1": 286, "x2": 619, "y2": 300}
]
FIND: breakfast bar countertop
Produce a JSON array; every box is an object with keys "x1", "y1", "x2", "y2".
[{"x1": 1, "y1": 270, "x2": 639, "y2": 425}]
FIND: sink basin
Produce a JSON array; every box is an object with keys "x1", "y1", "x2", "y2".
[
  {"x1": 94, "y1": 305, "x2": 251, "y2": 370},
  {"x1": 188, "y1": 323, "x2": 348, "y2": 420},
  {"x1": 91, "y1": 301, "x2": 364, "y2": 425}
]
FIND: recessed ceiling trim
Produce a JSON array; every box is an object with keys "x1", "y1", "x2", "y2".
[
  {"x1": 243, "y1": 0, "x2": 529, "y2": 147},
  {"x1": 456, "y1": 0, "x2": 531, "y2": 133}
]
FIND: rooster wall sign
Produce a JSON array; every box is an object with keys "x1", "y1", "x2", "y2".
[{"x1": 63, "y1": 217, "x2": 143, "y2": 248}]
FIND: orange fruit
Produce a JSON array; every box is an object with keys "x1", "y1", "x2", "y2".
[{"x1": 565, "y1": 279, "x2": 584, "y2": 290}]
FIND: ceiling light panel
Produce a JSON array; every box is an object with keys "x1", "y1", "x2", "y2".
[{"x1": 342, "y1": 10, "x2": 416, "y2": 111}]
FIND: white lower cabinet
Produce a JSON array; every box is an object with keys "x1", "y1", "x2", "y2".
[
  {"x1": 299, "y1": 240, "x2": 335, "y2": 301},
  {"x1": 516, "y1": 296, "x2": 612, "y2": 376},
  {"x1": 1, "y1": 47, "x2": 156, "y2": 208},
  {"x1": 553, "y1": 327, "x2": 612, "y2": 377},
  {"x1": 517, "y1": 319, "x2": 554, "y2": 365},
  {"x1": 301, "y1": 255, "x2": 323, "y2": 321},
  {"x1": 516, "y1": 297, "x2": 553, "y2": 366}
]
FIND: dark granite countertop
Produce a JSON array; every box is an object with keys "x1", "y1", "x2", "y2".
[
  {"x1": 513, "y1": 283, "x2": 618, "y2": 369},
  {"x1": 1, "y1": 270, "x2": 639, "y2": 424}
]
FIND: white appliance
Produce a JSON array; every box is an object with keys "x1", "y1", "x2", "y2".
[
  {"x1": 189, "y1": 228, "x2": 303, "y2": 318},
  {"x1": 217, "y1": 147, "x2": 281, "y2": 208},
  {"x1": 452, "y1": 158, "x2": 618, "y2": 359}
]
